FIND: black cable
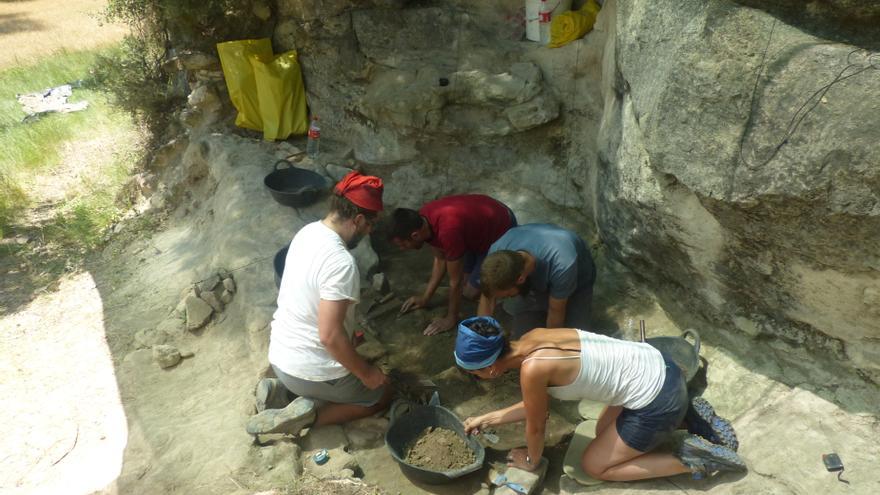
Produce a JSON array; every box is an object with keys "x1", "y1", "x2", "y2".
[
  {"x1": 778, "y1": 50, "x2": 870, "y2": 137},
  {"x1": 739, "y1": 42, "x2": 878, "y2": 169},
  {"x1": 737, "y1": 19, "x2": 777, "y2": 168}
]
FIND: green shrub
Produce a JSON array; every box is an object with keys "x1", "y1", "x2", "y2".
[
  {"x1": 90, "y1": 37, "x2": 180, "y2": 138},
  {"x1": 0, "y1": 48, "x2": 130, "y2": 237},
  {"x1": 99, "y1": 0, "x2": 271, "y2": 137},
  {"x1": 107, "y1": 1, "x2": 273, "y2": 52}
]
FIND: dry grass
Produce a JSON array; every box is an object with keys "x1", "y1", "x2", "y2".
[{"x1": 0, "y1": 0, "x2": 127, "y2": 69}]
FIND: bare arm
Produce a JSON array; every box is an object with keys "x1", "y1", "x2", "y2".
[
  {"x1": 422, "y1": 251, "x2": 447, "y2": 302},
  {"x1": 517, "y1": 360, "x2": 549, "y2": 470},
  {"x1": 318, "y1": 299, "x2": 386, "y2": 389},
  {"x1": 401, "y1": 251, "x2": 447, "y2": 314},
  {"x1": 477, "y1": 294, "x2": 496, "y2": 316},
  {"x1": 546, "y1": 296, "x2": 568, "y2": 328},
  {"x1": 463, "y1": 401, "x2": 528, "y2": 433},
  {"x1": 423, "y1": 257, "x2": 464, "y2": 335},
  {"x1": 444, "y1": 257, "x2": 464, "y2": 320}
]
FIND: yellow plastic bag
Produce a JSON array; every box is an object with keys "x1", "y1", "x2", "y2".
[
  {"x1": 251, "y1": 50, "x2": 309, "y2": 140},
  {"x1": 216, "y1": 39, "x2": 273, "y2": 131},
  {"x1": 548, "y1": 0, "x2": 601, "y2": 48}
]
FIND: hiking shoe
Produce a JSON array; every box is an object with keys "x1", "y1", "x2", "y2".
[
  {"x1": 246, "y1": 397, "x2": 316, "y2": 435},
  {"x1": 686, "y1": 396, "x2": 739, "y2": 451},
  {"x1": 677, "y1": 434, "x2": 747, "y2": 479},
  {"x1": 255, "y1": 378, "x2": 291, "y2": 412}
]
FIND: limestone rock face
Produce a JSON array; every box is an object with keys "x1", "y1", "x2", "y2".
[
  {"x1": 352, "y1": 7, "x2": 460, "y2": 70},
  {"x1": 596, "y1": 0, "x2": 880, "y2": 373},
  {"x1": 270, "y1": 0, "x2": 584, "y2": 236},
  {"x1": 356, "y1": 62, "x2": 559, "y2": 138},
  {"x1": 358, "y1": 67, "x2": 446, "y2": 132}
]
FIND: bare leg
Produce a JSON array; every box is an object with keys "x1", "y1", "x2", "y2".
[
  {"x1": 582, "y1": 420, "x2": 691, "y2": 481},
  {"x1": 313, "y1": 385, "x2": 393, "y2": 426},
  {"x1": 595, "y1": 406, "x2": 623, "y2": 436}
]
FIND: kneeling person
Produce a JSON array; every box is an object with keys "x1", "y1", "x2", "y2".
[
  {"x1": 457, "y1": 318, "x2": 747, "y2": 481},
  {"x1": 391, "y1": 194, "x2": 516, "y2": 336},
  {"x1": 478, "y1": 223, "x2": 595, "y2": 338},
  {"x1": 247, "y1": 171, "x2": 392, "y2": 436}
]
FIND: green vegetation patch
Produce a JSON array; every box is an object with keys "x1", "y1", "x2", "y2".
[{"x1": 0, "y1": 46, "x2": 142, "y2": 246}]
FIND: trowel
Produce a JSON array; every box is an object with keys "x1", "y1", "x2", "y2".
[
  {"x1": 492, "y1": 473, "x2": 528, "y2": 494},
  {"x1": 475, "y1": 429, "x2": 499, "y2": 444},
  {"x1": 365, "y1": 291, "x2": 396, "y2": 315}
]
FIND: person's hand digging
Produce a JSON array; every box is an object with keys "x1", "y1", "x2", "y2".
[
  {"x1": 399, "y1": 295, "x2": 427, "y2": 315},
  {"x1": 463, "y1": 413, "x2": 496, "y2": 435},
  {"x1": 360, "y1": 365, "x2": 389, "y2": 390},
  {"x1": 423, "y1": 314, "x2": 456, "y2": 336}
]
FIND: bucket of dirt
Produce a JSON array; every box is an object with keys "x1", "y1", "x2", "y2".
[{"x1": 385, "y1": 400, "x2": 485, "y2": 484}]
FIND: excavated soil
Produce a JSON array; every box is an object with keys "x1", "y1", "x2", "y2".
[{"x1": 404, "y1": 427, "x2": 476, "y2": 471}]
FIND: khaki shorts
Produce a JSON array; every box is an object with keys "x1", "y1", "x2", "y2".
[{"x1": 272, "y1": 365, "x2": 385, "y2": 407}]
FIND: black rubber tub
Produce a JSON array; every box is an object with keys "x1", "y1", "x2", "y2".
[
  {"x1": 264, "y1": 160, "x2": 328, "y2": 208},
  {"x1": 645, "y1": 329, "x2": 701, "y2": 382},
  {"x1": 385, "y1": 401, "x2": 485, "y2": 485},
  {"x1": 273, "y1": 244, "x2": 289, "y2": 288}
]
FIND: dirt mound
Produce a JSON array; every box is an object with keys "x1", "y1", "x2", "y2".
[{"x1": 404, "y1": 427, "x2": 476, "y2": 471}]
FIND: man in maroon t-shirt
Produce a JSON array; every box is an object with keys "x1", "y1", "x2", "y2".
[{"x1": 390, "y1": 194, "x2": 517, "y2": 335}]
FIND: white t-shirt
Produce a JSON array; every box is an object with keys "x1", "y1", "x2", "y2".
[{"x1": 269, "y1": 221, "x2": 360, "y2": 381}]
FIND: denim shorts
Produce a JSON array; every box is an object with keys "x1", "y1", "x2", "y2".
[{"x1": 615, "y1": 354, "x2": 688, "y2": 452}]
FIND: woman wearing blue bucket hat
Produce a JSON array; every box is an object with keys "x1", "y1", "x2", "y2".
[{"x1": 454, "y1": 317, "x2": 745, "y2": 481}]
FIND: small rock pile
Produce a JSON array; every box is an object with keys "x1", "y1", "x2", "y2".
[
  {"x1": 133, "y1": 271, "x2": 237, "y2": 369},
  {"x1": 182, "y1": 273, "x2": 236, "y2": 331}
]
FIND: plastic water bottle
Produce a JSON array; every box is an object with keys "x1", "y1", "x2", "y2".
[
  {"x1": 538, "y1": 0, "x2": 552, "y2": 45},
  {"x1": 306, "y1": 116, "x2": 320, "y2": 158}
]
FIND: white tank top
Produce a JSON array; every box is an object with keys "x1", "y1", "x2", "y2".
[{"x1": 539, "y1": 330, "x2": 666, "y2": 410}]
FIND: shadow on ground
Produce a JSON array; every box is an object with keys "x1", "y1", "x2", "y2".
[{"x1": 0, "y1": 12, "x2": 46, "y2": 36}]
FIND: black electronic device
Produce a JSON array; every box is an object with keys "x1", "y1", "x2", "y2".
[{"x1": 822, "y1": 453, "x2": 849, "y2": 484}]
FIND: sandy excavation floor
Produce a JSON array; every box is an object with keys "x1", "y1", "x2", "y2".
[{"x1": 4, "y1": 132, "x2": 879, "y2": 495}]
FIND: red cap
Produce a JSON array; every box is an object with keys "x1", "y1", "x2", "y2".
[{"x1": 334, "y1": 171, "x2": 384, "y2": 212}]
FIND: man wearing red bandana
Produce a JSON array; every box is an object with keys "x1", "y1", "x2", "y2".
[{"x1": 246, "y1": 171, "x2": 392, "y2": 437}]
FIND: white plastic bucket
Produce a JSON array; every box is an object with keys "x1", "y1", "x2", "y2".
[{"x1": 525, "y1": 0, "x2": 573, "y2": 42}]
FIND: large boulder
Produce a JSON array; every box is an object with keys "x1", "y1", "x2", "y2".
[
  {"x1": 356, "y1": 63, "x2": 559, "y2": 138},
  {"x1": 596, "y1": 0, "x2": 880, "y2": 376}
]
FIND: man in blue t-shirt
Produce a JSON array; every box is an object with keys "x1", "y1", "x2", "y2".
[{"x1": 477, "y1": 223, "x2": 595, "y2": 337}]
